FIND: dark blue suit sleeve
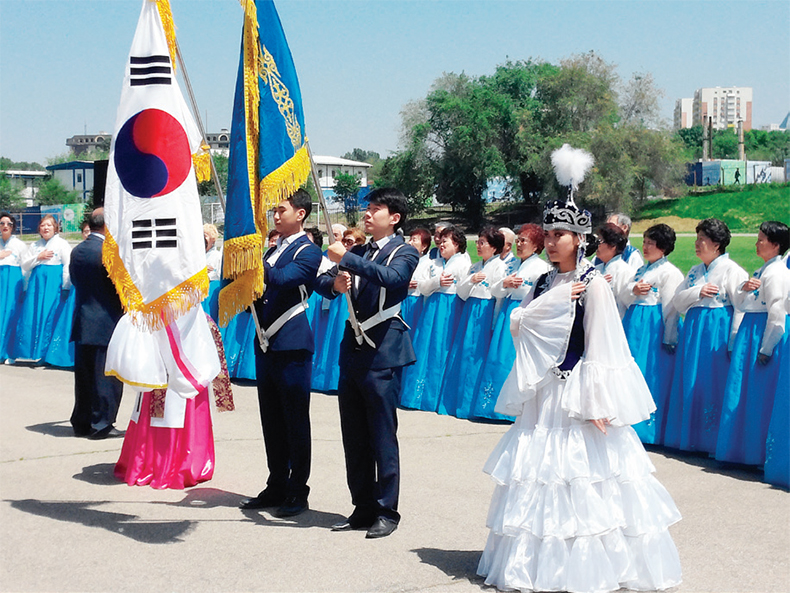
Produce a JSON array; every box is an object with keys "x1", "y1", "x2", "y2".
[
  {"x1": 264, "y1": 243, "x2": 322, "y2": 289},
  {"x1": 313, "y1": 265, "x2": 339, "y2": 299},
  {"x1": 339, "y1": 245, "x2": 419, "y2": 290}
]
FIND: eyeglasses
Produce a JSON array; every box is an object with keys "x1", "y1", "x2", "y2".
[
  {"x1": 341, "y1": 238, "x2": 356, "y2": 246},
  {"x1": 515, "y1": 238, "x2": 531, "y2": 244},
  {"x1": 0, "y1": 222, "x2": 12, "y2": 227}
]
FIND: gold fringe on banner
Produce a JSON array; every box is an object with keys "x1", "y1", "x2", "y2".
[
  {"x1": 218, "y1": 268, "x2": 264, "y2": 327},
  {"x1": 155, "y1": 0, "x2": 178, "y2": 72},
  {"x1": 103, "y1": 231, "x2": 209, "y2": 331},
  {"x1": 256, "y1": 144, "x2": 311, "y2": 229}
]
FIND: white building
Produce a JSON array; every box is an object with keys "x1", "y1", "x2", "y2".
[
  {"x1": 313, "y1": 155, "x2": 372, "y2": 193},
  {"x1": 674, "y1": 98, "x2": 694, "y2": 130},
  {"x1": 692, "y1": 86, "x2": 753, "y2": 130},
  {"x1": 205, "y1": 129, "x2": 230, "y2": 156},
  {"x1": 46, "y1": 161, "x2": 95, "y2": 203},
  {"x1": 1, "y1": 170, "x2": 49, "y2": 204}
]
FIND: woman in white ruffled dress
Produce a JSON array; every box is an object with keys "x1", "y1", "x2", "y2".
[{"x1": 478, "y1": 197, "x2": 682, "y2": 593}]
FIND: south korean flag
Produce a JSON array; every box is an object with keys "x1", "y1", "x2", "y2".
[{"x1": 104, "y1": 0, "x2": 218, "y2": 405}]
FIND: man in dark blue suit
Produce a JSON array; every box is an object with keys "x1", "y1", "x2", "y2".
[
  {"x1": 240, "y1": 189, "x2": 322, "y2": 518},
  {"x1": 69, "y1": 208, "x2": 125, "y2": 439},
  {"x1": 315, "y1": 188, "x2": 419, "y2": 539}
]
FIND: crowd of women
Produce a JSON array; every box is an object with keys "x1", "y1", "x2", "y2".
[{"x1": 1, "y1": 210, "x2": 788, "y2": 490}]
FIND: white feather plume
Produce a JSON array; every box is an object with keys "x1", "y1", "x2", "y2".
[{"x1": 551, "y1": 144, "x2": 594, "y2": 190}]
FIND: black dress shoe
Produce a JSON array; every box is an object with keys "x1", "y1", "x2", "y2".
[
  {"x1": 331, "y1": 514, "x2": 375, "y2": 532},
  {"x1": 365, "y1": 517, "x2": 398, "y2": 539},
  {"x1": 273, "y1": 497, "x2": 309, "y2": 518},
  {"x1": 87, "y1": 426, "x2": 124, "y2": 440},
  {"x1": 239, "y1": 490, "x2": 285, "y2": 510}
]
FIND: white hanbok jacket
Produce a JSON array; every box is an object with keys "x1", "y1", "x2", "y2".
[
  {"x1": 408, "y1": 253, "x2": 432, "y2": 297},
  {"x1": 418, "y1": 252, "x2": 470, "y2": 296},
  {"x1": 672, "y1": 253, "x2": 749, "y2": 350},
  {"x1": 621, "y1": 257, "x2": 685, "y2": 345},
  {"x1": 205, "y1": 244, "x2": 223, "y2": 281},
  {"x1": 457, "y1": 256, "x2": 507, "y2": 301},
  {"x1": 731, "y1": 255, "x2": 790, "y2": 356},
  {"x1": 21, "y1": 234, "x2": 72, "y2": 289},
  {"x1": 594, "y1": 254, "x2": 634, "y2": 318},
  {"x1": 491, "y1": 253, "x2": 551, "y2": 302},
  {"x1": 0, "y1": 235, "x2": 26, "y2": 267}
]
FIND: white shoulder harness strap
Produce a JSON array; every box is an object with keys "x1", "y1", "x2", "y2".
[
  {"x1": 258, "y1": 242, "x2": 310, "y2": 353},
  {"x1": 349, "y1": 243, "x2": 408, "y2": 348}
]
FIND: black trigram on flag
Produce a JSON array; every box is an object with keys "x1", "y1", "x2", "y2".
[
  {"x1": 132, "y1": 218, "x2": 178, "y2": 249},
  {"x1": 129, "y1": 55, "x2": 172, "y2": 86}
]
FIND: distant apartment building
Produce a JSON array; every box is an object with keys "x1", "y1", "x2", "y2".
[
  {"x1": 691, "y1": 86, "x2": 752, "y2": 131},
  {"x1": 66, "y1": 132, "x2": 112, "y2": 155},
  {"x1": 205, "y1": 129, "x2": 230, "y2": 156},
  {"x1": 674, "y1": 98, "x2": 694, "y2": 130}
]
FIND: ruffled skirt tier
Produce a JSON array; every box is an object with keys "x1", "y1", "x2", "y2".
[{"x1": 479, "y1": 375, "x2": 681, "y2": 593}]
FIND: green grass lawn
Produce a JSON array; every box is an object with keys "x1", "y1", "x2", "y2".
[
  {"x1": 467, "y1": 235, "x2": 763, "y2": 276},
  {"x1": 635, "y1": 183, "x2": 790, "y2": 232}
]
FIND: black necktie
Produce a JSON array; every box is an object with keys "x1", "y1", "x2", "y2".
[{"x1": 366, "y1": 243, "x2": 379, "y2": 261}]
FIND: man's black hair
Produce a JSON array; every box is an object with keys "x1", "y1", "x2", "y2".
[
  {"x1": 367, "y1": 187, "x2": 408, "y2": 232},
  {"x1": 288, "y1": 188, "x2": 313, "y2": 217}
]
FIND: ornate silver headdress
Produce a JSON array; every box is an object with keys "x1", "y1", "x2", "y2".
[{"x1": 542, "y1": 144, "x2": 594, "y2": 235}]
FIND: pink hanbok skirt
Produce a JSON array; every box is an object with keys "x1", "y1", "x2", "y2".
[{"x1": 115, "y1": 387, "x2": 215, "y2": 489}]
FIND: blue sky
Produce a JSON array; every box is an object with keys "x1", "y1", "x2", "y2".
[{"x1": 1, "y1": 0, "x2": 788, "y2": 165}]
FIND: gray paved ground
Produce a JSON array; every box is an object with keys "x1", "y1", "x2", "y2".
[{"x1": 0, "y1": 363, "x2": 788, "y2": 593}]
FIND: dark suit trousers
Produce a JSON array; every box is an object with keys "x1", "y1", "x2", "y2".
[
  {"x1": 255, "y1": 349, "x2": 312, "y2": 500},
  {"x1": 337, "y1": 364, "x2": 402, "y2": 523},
  {"x1": 71, "y1": 344, "x2": 123, "y2": 435}
]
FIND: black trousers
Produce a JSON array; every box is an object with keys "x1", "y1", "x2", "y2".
[
  {"x1": 71, "y1": 344, "x2": 123, "y2": 435},
  {"x1": 337, "y1": 364, "x2": 403, "y2": 523},
  {"x1": 255, "y1": 348, "x2": 312, "y2": 500}
]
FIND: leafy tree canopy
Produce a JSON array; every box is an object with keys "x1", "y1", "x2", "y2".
[
  {"x1": 0, "y1": 157, "x2": 46, "y2": 171},
  {"x1": 36, "y1": 178, "x2": 80, "y2": 206}
]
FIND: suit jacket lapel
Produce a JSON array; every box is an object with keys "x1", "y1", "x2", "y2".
[{"x1": 356, "y1": 237, "x2": 401, "y2": 299}]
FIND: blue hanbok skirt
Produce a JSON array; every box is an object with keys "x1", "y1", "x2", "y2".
[
  {"x1": 43, "y1": 285, "x2": 75, "y2": 367},
  {"x1": 764, "y1": 355, "x2": 790, "y2": 489},
  {"x1": 400, "y1": 292, "x2": 462, "y2": 412},
  {"x1": 470, "y1": 298, "x2": 518, "y2": 422},
  {"x1": 623, "y1": 304, "x2": 680, "y2": 445},
  {"x1": 437, "y1": 296, "x2": 496, "y2": 419},
  {"x1": 400, "y1": 294, "x2": 424, "y2": 339},
  {"x1": 0, "y1": 266, "x2": 24, "y2": 360},
  {"x1": 12, "y1": 264, "x2": 63, "y2": 361},
  {"x1": 716, "y1": 313, "x2": 790, "y2": 466},
  {"x1": 664, "y1": 306, "x2": 733, "y2": 453},
  {"x1": 234, "y1": 315, "x2": 258, "y2": 380},
  {"x1": 200, "y1": 280, "x2": 221, "y2": 323},
  {"x1": 222, "y1": 309, "x2": 253, "y2": 379},
  {"x1": 311, "y1": 295, "x2": 348, "y2": 392}
]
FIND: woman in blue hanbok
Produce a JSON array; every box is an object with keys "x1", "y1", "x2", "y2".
[
  {"x1": 664, "y1": 219, "x2": 748, "y2": 454},
  {"x1": 437, "y1": 227, "x2": 506, "y2": 419},
  {"x1": 473, "y1": 223, "x2": 550, "y2": 421},
  {"x1": 399, "y1": 225, "x2": 469, "y2": 411},
  {"x1": 12, "y1": 215, "x2": 72, "y2": 362},
  {"x1": 312, "y1": 228, "x2": 364, "y2": 392},
  {"x1": 0, "y1": 212, "x2": 26, "y2": 361},
  {"x1": 764, "y1": 321, "x2": 790, "y2": 489},
  {"x1": 621, "y1": 224, "x2": 684, "y2": 445},
  {"x1": 716, "y1": 221, "x2": 790, "y2": 467},
  {"x1": 42, "y1": 281, "x2": 76, "y2": 367},
  {"x1": 402, "y1": 228, "x2": 432, "y2": 336},
  {"x1": 593, "y1": 223, "x2": 634, "y2": 318}
]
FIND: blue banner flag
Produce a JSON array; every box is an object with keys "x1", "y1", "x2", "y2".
[{"x1": 219, "y1": 0, "x2": 310, "y2": 326}]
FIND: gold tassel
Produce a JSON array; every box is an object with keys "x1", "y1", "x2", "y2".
[
  {"x1": 193, "y1": 151, "x2": 211, "y2": 183},
  {"x1": 155, "y1": 0, "x2": 178, "y2": 73}
]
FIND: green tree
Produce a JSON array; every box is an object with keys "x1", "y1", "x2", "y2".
[
  {"x1": 36, "y1": 178, "x2": 80, "y2": 205},
  {"x1": 334, "y1": 172, "x2": 361, "y2": 226},
  {"x1": 0, "y1": 157, "x2": 46, "y2": 171},
  {"x1": 712, "y1": 129, "x2": 739, "y2": 160},
  {"x1": 0, "y1": 176, "x2": 25, "y2": 210}
]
